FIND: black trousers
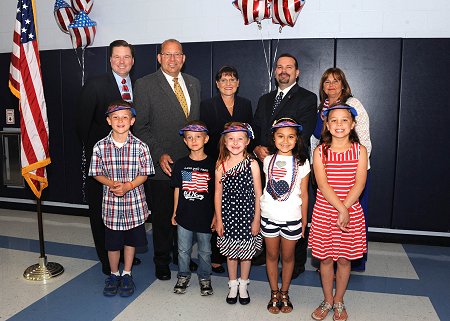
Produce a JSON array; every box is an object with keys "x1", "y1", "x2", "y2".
[
  {"x1": 146, "y1": 179, "x2": 177, "y2": 267},
  {"x1": 87, "y1": 177, "x2": 109, "y2": 269}
]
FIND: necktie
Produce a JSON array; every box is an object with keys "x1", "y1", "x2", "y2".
[
  {"x1": 121, "y1": 78, "x2": 131, "y2": 102},
  {"x1": 272, "y1": 91, "x2": 284, "y2": 116},
  {"x1": 173, "y1": 77, "x2": 189, "y2": 118}
]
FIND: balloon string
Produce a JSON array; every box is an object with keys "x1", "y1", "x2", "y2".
[
  {"x1": 258, "y1": 24, "x2": 271, "y2": 92},
  {"x1": 81, "y1": 48, "x2": 85, "y2": 87},
  {"x1": 73, "y1": 47, "x2": 86, "y2": 86}
]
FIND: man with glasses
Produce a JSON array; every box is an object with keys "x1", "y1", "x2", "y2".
[
  {"x1": 133, "y1": 39, "x2": 201, "y2": 280},
  {"x1": 252, "y1": 53, "x2": 317, "y2": 279}
]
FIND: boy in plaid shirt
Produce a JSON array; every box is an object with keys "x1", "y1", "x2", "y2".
[{"x1": 89, "y1": 100, "x2": 154, "y2": 297}]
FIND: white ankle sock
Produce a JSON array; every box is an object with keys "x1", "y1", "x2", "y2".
[
  {"x1": 238, "y1": 278, "x2": 249, "y2": 298},
  {"x1": 228, "y1": 279, "x2": 239, "y2": 297},
  {"x1": 122, "y1": 270, "x2": 131, "y2": 276}
]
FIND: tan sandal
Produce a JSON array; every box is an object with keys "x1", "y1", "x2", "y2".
[
  {"x1": 267, "y1": 289, "x2": 280, "y2": 314},
  {"x1": 279, "y1": 290, "x2": 293, "y2": 313},
  {"x1": 332, "y1": 302, "x2": 348, "y2": 321},
  {"x1": 311, "y1": 301, "x2": 333, "y2": 320}
]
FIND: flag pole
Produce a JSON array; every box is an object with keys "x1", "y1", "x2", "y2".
[{"x1": 23, "y1": 198, "x2": 64, "y2": 281}]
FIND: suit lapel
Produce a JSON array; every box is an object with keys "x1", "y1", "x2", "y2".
[{"x1": 156, "y1": 69, "x2": 186, "y2": 117}]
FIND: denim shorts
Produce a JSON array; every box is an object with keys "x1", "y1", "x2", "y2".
[
  {"x1": 105, "y1": 223, "x2": 147, "y2": 251},
  {"x1": 260, "y1": 216, "x2": 302, "y2": 240}
]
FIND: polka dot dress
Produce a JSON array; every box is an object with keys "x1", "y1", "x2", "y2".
[{"x1": 217, "y1": 157, "x2": 262, "y2": 260}]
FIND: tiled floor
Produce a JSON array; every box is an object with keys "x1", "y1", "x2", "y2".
[{"x1": 0, "y1": 209, "x2": 449, "y2": 321}]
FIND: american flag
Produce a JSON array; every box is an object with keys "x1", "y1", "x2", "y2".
[
  {"x1": 9, "y1": 0, "x2": 51, "y2": 199},
  {"x1": 182, "y1": 170, "x2": 209, "y2": 193},
  {"x1": 272, "y1": 167, "x2": 287, "y2": 180}
]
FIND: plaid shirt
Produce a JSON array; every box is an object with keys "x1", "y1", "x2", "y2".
[{"x1": 89, "y1": 131, "x2": 154, "y2": 230}]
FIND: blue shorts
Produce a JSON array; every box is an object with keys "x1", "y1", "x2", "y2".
[
  {"x1": 260, "y1": 216, "x2": 302, "y2": 241},
  {"x1": 105, "y1": 224, "x2": 148, "y2": 251}
]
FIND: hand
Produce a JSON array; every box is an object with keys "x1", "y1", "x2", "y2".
[
  {"x1": 336, "y1": 209, "x2": 350, "y2": 233},
  {"x1": 254, "y1": 145, "x2": 269, "y2": 162},
  {"x1": 171, "y1": 213, "x2": 177, "y2": 226},
  {"x1": 215, "y1": 220, "x2": 224, "y2": 237},
  {"x1": 210, "y1": 216, "x2": 217, "y2": 232},
  {"x1": 160, "y1": 154, "x2": 174, "y2": 176},
  {"x1": 251, "y1": 219, "x2": 260, "y2": 236},
  {"x1": 110, "y1": 181, "x2": 129, "y2": 197}
]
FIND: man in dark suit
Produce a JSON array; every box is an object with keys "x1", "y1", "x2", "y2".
[
  {"x1": 76, "y1": 39, "x2": 141, "y2": 275},
  {"x1": 252, "y1": 53, "x2": 317, "y2": 279},
  {"x1": 133, "y1": 39, "x2": 201, "y2": 280}
]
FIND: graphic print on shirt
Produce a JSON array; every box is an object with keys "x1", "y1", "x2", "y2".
[
  {"x1": 182, "y1": 168, "x2": 210, "y2": 201},
  {"x1": 267, "y1": 161, "x2": 289, "y2": 198}
]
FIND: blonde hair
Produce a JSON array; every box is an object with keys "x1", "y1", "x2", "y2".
[{"x1": 216, "y1": 121, "x2": 250, "y2": 168}]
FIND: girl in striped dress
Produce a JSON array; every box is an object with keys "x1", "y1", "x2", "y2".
[
  {"x1": 309, "y1": 105, "x2": 368, "y2": 321},
  {"x1": 215, "y1": 122, "x2": 262, "y2": 305}
]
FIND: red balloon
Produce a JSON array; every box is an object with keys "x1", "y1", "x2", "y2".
[
  {"x1": 71, "y1": 0, "x2": 94, "y2": 14},
  {"x1": 272, "y1": 0, "x2": 305, "y2": 28},
  {"x1": 233, "y1": 0, "x2": 271, "y2": 25}
]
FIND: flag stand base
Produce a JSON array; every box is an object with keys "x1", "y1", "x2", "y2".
[{"x1": 23, "y1": 256, "x2": 64, "y2": 281}]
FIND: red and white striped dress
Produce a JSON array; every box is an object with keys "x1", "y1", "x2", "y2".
[{"x1": 309, "y1": 143, "x2": 367, "y2": 261}]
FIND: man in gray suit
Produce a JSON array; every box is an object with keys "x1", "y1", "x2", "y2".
[{"x1": 133, "y1": 39, "x2": 201, "y2": 280}]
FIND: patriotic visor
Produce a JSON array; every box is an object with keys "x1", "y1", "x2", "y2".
[
  {"x1": 179, "y1": 124, "x2": 209, "y2": 135},
  {"x1": 221, "y1": 123, "x2": 254, "y2": 139},
  {"x1": 323, "y1": 105, "x2": 358, "y2": 117},
  {"x1": 105, "y1": 105, "x2": 136, "y2": 117},
  {"x1": 271, "y1": 118, "x2": 303, "y2": 132}
]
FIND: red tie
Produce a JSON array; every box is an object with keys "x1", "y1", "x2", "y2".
[{"x1": 121, "y1": 78, "x2": 131, "y2": 101}]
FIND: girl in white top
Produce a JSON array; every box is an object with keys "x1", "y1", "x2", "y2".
[{"x1": 260, "y1": 118, "x2": 310, "y2": 314}]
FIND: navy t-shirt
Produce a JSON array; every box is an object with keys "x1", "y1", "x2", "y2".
[{"x1": 171, "y1": 156, "x2": 215, "y2": 233}]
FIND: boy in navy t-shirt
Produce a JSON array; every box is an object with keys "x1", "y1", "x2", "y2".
[{"x1": 171, "y1": 120, "x2": 215, "y2": 296}]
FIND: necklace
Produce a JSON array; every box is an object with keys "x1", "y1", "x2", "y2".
[{"x1": 267, "y1": 152, "x2": 298, "y2": 201}]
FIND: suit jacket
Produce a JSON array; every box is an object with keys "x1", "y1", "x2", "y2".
[
  {"x1": 253, "y1": 84, "x2": 317, "y2": 149},
  {"x1": 200, "y1": 95, "x2": 253, "y2": 161},
  {"x1": 133, "y1": 68, "x2": 201, "y2": 180},
  {"x1": 76, "y1": 72, "x2": 125, "y2": 163}
]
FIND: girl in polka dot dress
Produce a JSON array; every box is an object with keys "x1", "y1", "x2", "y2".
[{"x1": 214, "y1": 122, "x2": 262, "y2": 305}]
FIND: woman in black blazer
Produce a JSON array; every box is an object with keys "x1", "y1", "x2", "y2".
[
  {"x1": 200, "y1": 66, "x2": 253, "y2": 273},
  {"x1": 200, "y1": 66, "x2": 253, "y2": 161}
]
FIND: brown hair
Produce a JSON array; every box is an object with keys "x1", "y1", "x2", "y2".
[
  {"x1": 320, "y1": 106, "x2": 360, "y2": 163},
  {"x1": 216, "y1": 122, "x2": 250, "y2": 168},
  {"x1": 109, "y1": 40, "x2": 134, "y2": 58},
  {"x1": 318, "y1": 67, "x2": 352, "y2": 112}
]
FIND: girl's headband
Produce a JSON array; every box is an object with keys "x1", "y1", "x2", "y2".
[
  {"x1": 179, "y1": 124, "x2": 209, "y2": 135},
  {"x1": 323, "y1": 105, "x2": 358, "y2": 117},
  {"x1": 221, "y1": 123, "x2": 254, "y2": 139},
  {"x1": 271, "y1": 118, "x2": 303, "y2": 132}
]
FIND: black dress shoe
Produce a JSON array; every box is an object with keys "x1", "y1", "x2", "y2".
[
  {"x1": 226, "y1": 291, "x2": 238, "y2": 304},
  {"x1": 211, "y1": 265, "x2": 225, "y2": 273},
  {"x1": 189, "y1": 260, "x2": 198, "y2": 272},
  {"x1": 239, "y1": 291, "x2": 250, "y2": 305},
  {"x1": 155, "y1": 265, "x2": 171, "y2": 280}
]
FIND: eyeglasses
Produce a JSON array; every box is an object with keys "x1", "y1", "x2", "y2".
[
  {"x1": 323, "y1": 79, "x2": 340, "y2": 86},
  {"x1": 218, "y1": 78, "x2": 238, "y2": 84},
  {"x1": 160, "y1": 52, "x2": 184, "y2": 59}
]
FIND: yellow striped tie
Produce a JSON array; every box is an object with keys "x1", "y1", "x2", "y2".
[{"x1": 173, "y1": 77, "x2": 189, "y2": 118}]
